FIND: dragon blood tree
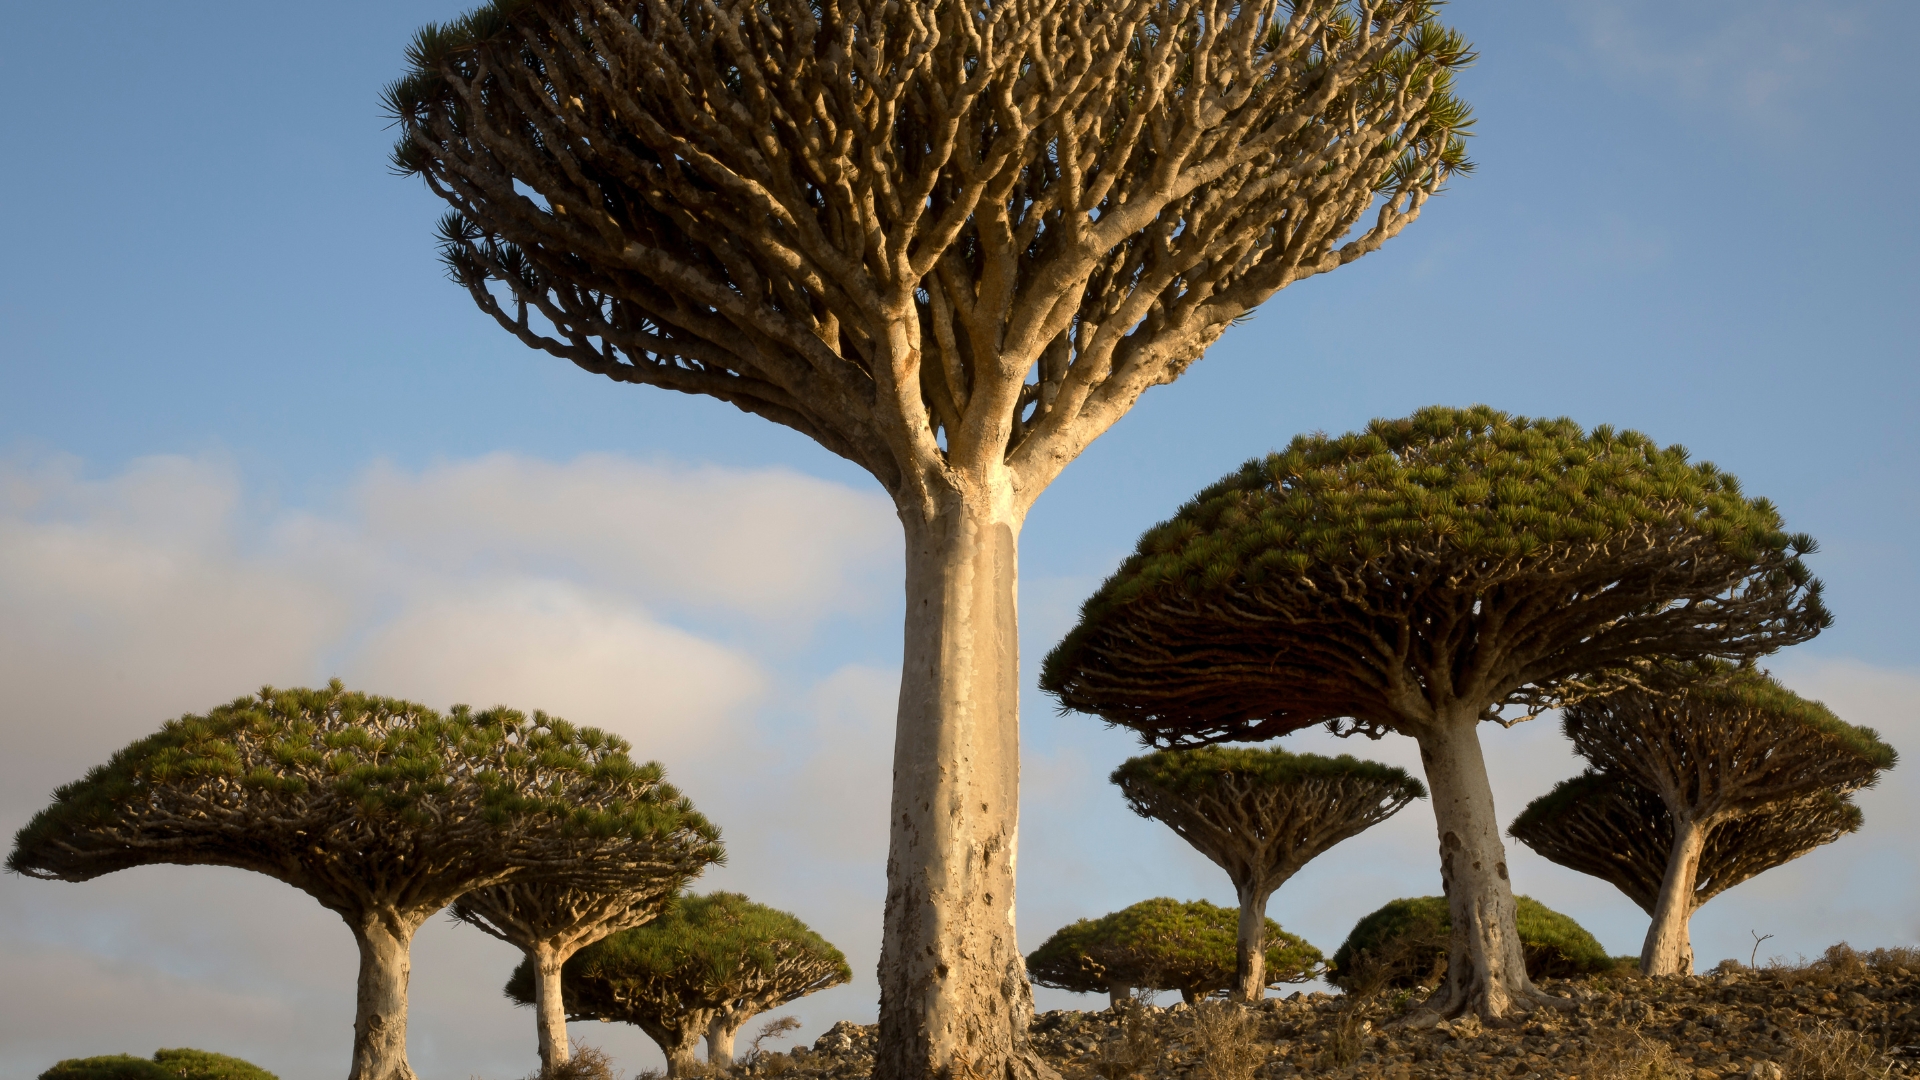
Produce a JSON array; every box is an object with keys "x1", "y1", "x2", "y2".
[
  {"x1": 1511, "y1": 771, "x2": 1866, "y2": 974},
  {"x1": 1026, "y1": 897, "x2": 1320, "y2": 1006},
  {"x1": 509, "y1": 891, "x2": 849, "y2": 1075},
  {"x1": 1040, "y1": 406, "x2": 1830, "y2": 1021},
  {"x1": 5, "y1": 683, "x2": 722, "y2": 1080},
  {"x1": 1516, "y1": 666, "x2": 1894, "y2": 976},
  {"x1": 386, "y1": 2, "x2": 1474, "y2": 1074},
  {"x1": 1327, "y1": 895, "x2": 1613, "y2": 990},
  {"x1": 452, "y1": 877, "x2": 698, "y2": 1073},
  {"x1": 1111, "y1": 748, "x2": 1422, "y2": 1001}
]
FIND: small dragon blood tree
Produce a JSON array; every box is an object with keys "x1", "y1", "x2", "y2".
[
  {"x1": 6, "y1": 683, "x2": 723, "y2": 1080},
  {"x1": 1110, "y1": 748, "x2": 1422, "y2": 1001},
  {"x1": 1026, "y1": 897, "x2": 1321, "y2": 1006},
  {"x1": 1513, "y1": 666, "x2": 1894, "y2": 976},
  {"x1": 1328, "y1": 895, "x2": 1613, "y2": 990},
  {"x1": 453, "y1": 876, "x2": 706, "y2": 1073},
  {"x1": 510, "y1": 892, "x2": 849, "y2": 1075},
  {"x1": 1040, "y1": 406, "x2": 1829, "y2": 1021},
  {"x1": 1511, "y1": 771, "x2": 1865, "y2": 973}
]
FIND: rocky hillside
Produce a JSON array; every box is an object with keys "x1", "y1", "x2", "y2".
[{"x1": 741, "y1": 949, "x2": 1915, "y2": 1080}]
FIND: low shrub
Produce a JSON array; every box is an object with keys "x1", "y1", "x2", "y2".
[
  {"x1": 41, "y1": 1050, "x2": 275, "y2": 1080},
  {"x1": 1328, "y1": 895, "x2": 1612, "y2": 990}
]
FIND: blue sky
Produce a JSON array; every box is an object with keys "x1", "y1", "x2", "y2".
[{"x1": 2, "y1": 2, "x2": 1916, "y2": 1078}]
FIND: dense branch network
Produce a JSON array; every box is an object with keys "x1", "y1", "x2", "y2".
[
  {"x1": 1509, "y1": 770, "x2": 1864, "y2": 915},
  {"x1": 388, "y1": 0, "x2": 1473, "y2": 506}
]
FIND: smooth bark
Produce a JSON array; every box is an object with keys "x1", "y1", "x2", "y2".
[
  {"x1": 877, "y1": 486, "x2": 1052, "y2": 1080},
  {"x1": 531, "y1": 943, "x2": 570, "y2": 1071},
  {"x1": 1106, "y1": 980, "x2": 1132, "y2": 1011},
  {"x1": 1232, "y1": 882, "x2": 1275, "y2": 1002},
  {"x1": 706, "y1": 1012, "x2": 746, "y2": 1066},
  {"x1": 350, "y1": 911, "x2": 422, "y2": 1080},
  {"x1": 1413, "y1": 716, "x2": 1549, "y2": 1022},
  {"x1": 1641, "y1": 817, "x2": 1709, "y2": 976}
]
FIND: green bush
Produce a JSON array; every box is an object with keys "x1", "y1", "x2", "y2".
[
  {"x1": 40, "y1": 1050, "x2": 276, "y2": 1080},
  {"x1": 1329, "y1": 895, "x2": 1611, "y2": 990}
]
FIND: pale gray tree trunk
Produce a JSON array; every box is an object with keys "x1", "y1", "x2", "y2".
[
  {"x1": 349, "y1": 910, "x2": 420, "y2": 1080},
  {"x1": 531, "y1": 943, "x2": 570, "y2": 1073},
  {"x1": 1412, "y1": 714, "x2": 1543, "y2": 1021},
  {"x1": 706, "y1": 1011, "x2": 747, "y2": 1066},
  {"x1": 639, "y1": 1016, "x2": 712, "y2": 1079},
  {"x1": 1231, "y1": 881, "x2": 1274, "y2": 1002},
  {"x1": 1641, "y1": 816, "x2": 1709, "y2": 976},
  {"x1": 876, "y1": 484, "x2": 1052, "y2": 1080},
  {"x1": 1106, "y1": 980, "x2": 1132, "y2": 1011}
]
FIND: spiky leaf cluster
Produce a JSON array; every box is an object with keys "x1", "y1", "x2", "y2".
[
  {"x1": 1327, "y1": 895, "x2": 1612, "y2": 990},
  {"x1": 1111, "y1": 746, "x2": 1422, "y2": 893},
  {"x1": 7, "y1": 682, "x2": 724, "y2": 917},
  {"x1": 510, "y1": 891, "x2": 850, "y2": 1040},
  {"x1": 1041, "y1": 405, "x2": 1829, "y2": 745},
  {"x1": 1024, "y1": 897, "x2": 1321, "y2": 998},
  {"x1": 1508, "y1": 770, "x2": 1864, "y2": 914},
  {"x1": 381, "y1": 0, "x2": 1473, "y2": 491}
]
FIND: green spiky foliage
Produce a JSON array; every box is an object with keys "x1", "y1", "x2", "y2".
[
  {"x1": 7, "y1": 681, "x2": 723, "y2": 898},
  {"x1": 1025, "y1": 898, "x2": 1322, "y2": 1004},
  {"x1": 1109, "y1": 747, "x2": 1422, "y2": 999},
  {"x1": 1041, "y1": 406, "x2": 1828, "y2": 743},
  {"x1": 40, "y1": 1049, "x2": 277, "y2": 1080},
  {"x1": 1510, "y1": 770, "x2": 1866, "y2": 915},
  {"x1": 509, "y1": 892, "x2": 850, "y2": 1076},
  {"x1": 8, "y1": 682, "x2": 722, "y2": 1080},
  {"x1": 1328, "y1": 896, "x2": 1611, "y2": 990},
  {"x1": 1561, "y1": 664, "x2": 1895, "y2": 815}
]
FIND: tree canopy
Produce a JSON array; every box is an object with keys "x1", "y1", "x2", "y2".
[
  {"x1": 1110, "y1": 747, "x2": 1421, "y2": 999},
  {"x1": 1328, "y1": 896, "x2": 1613, "y2": 991},
  {"x1": 1041, "y1": 405, "x2": 1829, "y2": 744},
  {"x1": 1025, "y1": 897, "x2": 1321, "y2": 1004},
  {"x1": 1509, "y1": 770, "x2": 1864, "y2": 915},
  {"x1": 7, "y1": 682, "x2": 721, "y2": 1080},
  {"x1": 510, "y1": 891, "x2": 849, "y2": 1075}
]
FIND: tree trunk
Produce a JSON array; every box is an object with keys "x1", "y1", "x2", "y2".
[
  {"x1": 1230, "y1": 880, "x2": 1273, "y2": 1002},
  {"x1": 1106, "y1": 980, "x2": 1132, "y2": 1011},
  {"x1": 876, "y1": 487, "x2": 1052, "y2": 1080},
  {"x1": 349, "y1": 910, "x2": 420, "y2": 1080},
  {"x1": 1412, "y1": 715, "x2": 1549, "y2": 1023},
  {"x1": 531, "y1": 942, "x2": 570, "y2": 1073},
  {"x1": 641, "y1": 1020, "x2": 709, "y2": 1079},
  {"x1": 1640, "y1": 815, "x2": 1708, "y2": 976},
  {"x1": 707, "y1": 1011, "x2": 747, "y2": 1065}
]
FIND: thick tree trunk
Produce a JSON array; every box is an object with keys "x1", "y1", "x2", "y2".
[
  {"x1": 531, "y1": 942, "x2": 570, "y2": 1073},
  {"x1": 1412, "y1": 715, "x2": 1551, "y2": 1023},
  {"x1": 349, "y1": 910, "x2": 420, "y2": 1080},
  {"x1": 1640, "y1": 815, "x2": 1708, "y2": 976},
  {"x1": 876, "y1": 487, "x2": 1053, "y2": 1080},
  {"x1": 1106, "y1": 980, "x2": 1132, "y2": 1011},
  {"x1": 706, "y1": 1011, "x2": 747, "y2": 1065},
  {"x1": 641, "y1": 1020, "x2": 709, "y2": 1079},
  {"x1": 1230, "y1": 881, "x2": 1273, "y2": 1002}
]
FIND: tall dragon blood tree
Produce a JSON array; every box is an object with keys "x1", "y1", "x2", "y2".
[
  {"x1": 1111, "y1": 747, "x2": 1422, "y2": 1000},
  {"x1": 509, "y1": 891, "x2": 849, "y2": 1076},
  {"x1": 5, "y1": 683, "x2": 723, "y2": 1080},
  {"x1": 384, "y1": 3, "x2": 1474, "y2": 1075},
  {"x1": 1040, "y1": 406, "x2": 1830, "y2": 1022},
  {"x1": 452, "y1": 875, "x2": 703, "y2": 1074},
  {"x1": 1511, "y1": 666, "x2": 1894, "y2": 976}
]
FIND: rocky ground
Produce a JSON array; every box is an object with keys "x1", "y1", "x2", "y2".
[{"x1": 744, "y1": 951, "x2": 1917, "y2": 1080}]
